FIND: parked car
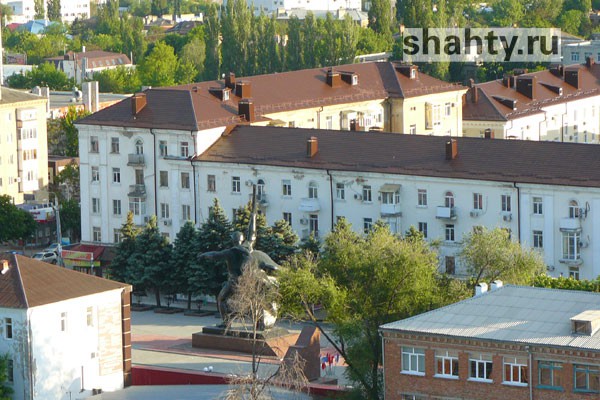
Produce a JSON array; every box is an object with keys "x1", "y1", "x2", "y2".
[
  {"x1": 32, "y1": 252, "x2": 58, "y2": 264},
  {"x1": 43, "y1": 243, "x2": 60, "y2": 253}
]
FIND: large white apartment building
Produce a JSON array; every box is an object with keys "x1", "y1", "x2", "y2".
[
  {"x1": 75, "y1": 61, "x2": 465, "y2": 242},
  {"x1": 235, "y1": 0, "x2": 362, "y2": 13},
  {"x1": 463, "y1": 61, "x2": 600, "y2": 143},
  {"x1": 0, "y1": 0, "x2": 90, "y2": 23}
]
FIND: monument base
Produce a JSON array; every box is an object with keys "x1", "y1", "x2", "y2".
[{"x1": 192, "y1": 325, "x2": 299, "y2": 358}]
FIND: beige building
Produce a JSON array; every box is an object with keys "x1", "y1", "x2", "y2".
[{"x1": 0, "y1": 87, "x2": 49, "y2": 204}]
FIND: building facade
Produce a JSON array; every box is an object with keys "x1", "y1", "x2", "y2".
[
  {"x1": 45, "y1": 51, "x2": 133, "y2": 84},
  {"x1": 380, "y1": 284, "x2": 600, "y2": 400},
  {"x1": 0, "y1": 0, "x2": 90, "y2": 23},
  {"x1": 463, "y1": 61, "x2": 600, "y2": 143},
  {"x1": 0, "y1": 254, "x2": 132, "y2": 399},
  {"x1": 0, "y1": 87, "x2": 49, "y2": 204},
  {"x1": 237, "y1": 0, "x2": 362, "y2": 13}
]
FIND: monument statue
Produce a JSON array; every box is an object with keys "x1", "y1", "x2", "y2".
[{"x1": 199, "y1": 186, "x2": 279, "y2": 328}]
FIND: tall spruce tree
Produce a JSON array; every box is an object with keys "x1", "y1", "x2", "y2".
[
  {"x1": 286, "y1": 16, "x2": 303, "y2": 71},
  {"x1": 171, "y1": 221, "x2": 199, "y2": 309},
  {"x1": 108, "y1": 211, "x2": 140, "y2": 283},
  {"x1": 46, "y1": 0, "x2": 61, "y2": 21},
  {"x1": 203, "y1": 3, "x2": 221, "y2": 80}
]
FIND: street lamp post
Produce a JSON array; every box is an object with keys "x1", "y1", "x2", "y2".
[{"x1": 49, "y1": 192, "x2": 64, "y2": 267}]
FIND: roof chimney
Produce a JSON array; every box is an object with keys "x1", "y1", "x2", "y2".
[
  {"x1": 225, "y1": 72, "x2": 236, "y2": 89},
  {"x1": 235, "y1": 81, "x2": 251, "y2": 98},
  {"x1": 515, "y1": 76, "x2": 537, "y2": 99},
  {"x1": 549, "y1": 64, "x2": 562, "y2": 77},
  {"x1": 238, "y1": 99, "x2": 255, "y2": 122},
  {"x1": 1, "y1": 260, "x2": 9, "y2": 275},
  {"x1": 307, "y1": 136, "x2": 318, "y2": 158},
  {"x1": 564, "y1": 68, "x2": 581, "y2": 89},
  {"x1": 468, "y1": 79, "x2": 478, "y2": 103},
  {"x1": 326, "y1": 68, "x2": 342, "y2": 88},
  {"x1": 475, "y1": 282, "x2": 488, "y2": 296},
  {"x1": 491, "y1": 280, "x2": 503, "y2": 290},
  {"x1": 445, "y1": 139, "x2": 458, "y2": 160},
  {"x1": 131, "y1": 93, "x2": 147, "y2": 116}
]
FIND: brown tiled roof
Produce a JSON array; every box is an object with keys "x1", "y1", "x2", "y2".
[
  {"x1": 79, "y1": 62, "x2": 465, "y2": 131},
  {"x1": 197, "y1": 125, "x2": 600, "y2": 188},
  {"x1": 46, "y1": 51, "x2": 132, "y2": 70},
  {"x1": 463, "y1": 64, "x2": 600, "y2": 121},
  {"x1": 0, "y1": 254, "x2": 129, "y2": 309}
]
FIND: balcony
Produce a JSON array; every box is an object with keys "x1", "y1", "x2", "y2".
[
  {"x1": 560, "y1": 218, "x2": 582, "y2": 232},
  {"x1": 128, "y1": 184, "x2": 146, "y2": 197},
  {"x1": 436, "y1": 206, "x2": 457, "y2": 220},
  {"x1": 380, "y1": 203, "x2": 402, "y2": 216},
  {"x1": 299, "y1": 198, "x2": 321, "y2": 212},
  {"x1": 248, "y1": 193, "x2": 269, "y2": 207},
  {"x1": 127, "y1": 153, "x2": 145, "y2": 166}
]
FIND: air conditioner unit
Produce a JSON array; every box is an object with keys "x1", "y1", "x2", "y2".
[
  {"x1": 354, "y1": 194, "x2": 363, "y2": 200},
  {"x1": 579, "y1": 240, "x2": 589, "y2": 248},
  {"x1": 502, "y1": 214, "x2": 512, "y2": 222},
  {"x1": 163, "y1": 219, "x2": 172, "y2": 226},
  {"x1": 300, "y1": 218, "x2": 308, "y2": 225},
  {"x1": 470, "y1": 210, "x2": 480, "y2": 217},
  {"x1": 245, "y1": 179, "x2": 253, "y2": 187}
]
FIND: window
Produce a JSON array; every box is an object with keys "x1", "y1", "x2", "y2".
[
  {"x1": 257, "y1": 179, "x2": 265, "y2": 198},
  {"x1": 135, "y1": 169, "x2": 144, "y2": 185},
  {"x1": 418, "y1": 189, "x2": 427, "y2": 206},
  {"x1": 533, "y1": 197, "x2": 543, "y2": 215},
  {"x1": 538, "y1": 361, "x2": 562, "y2": 389},
  {"x1": 572, "y1": 52, "x2": 580, "y2": 62},
  {"x1": 363, "y1": 218, "x2": 373, "y2": 233},
  {"x1": 232, "y1": 177, "x2": 241, "y2": 193},
  {"x1": 326, "y1": 115, "x2": 333, "y2": 129},
  {"x1": 569, "y1": 200, "x2": 580, "y2": 218},
  {"x1": 4, "y1": 318, "x2": 12, "y2": 339},
  {"x1": 92, "y1": 198, "x2": 100, "y2": 214},
  {"x1": 362, "y1": 185, "x2": 372, "y2": 202},
  {"x1": 92, "y1": 227, "x2": 102, "y2": 242},
  {"x1": 562, "y1": 231, "x2": 580, "y2": 260},
  {"x1": 445, "y1": 102, "x2": 452, "y2": 116},
  {"x1": 182, "y1": 205, "x2": 191, "y2": 221},
  {"x1": 418, "y1": 222, "x2": 428, "y2": 238},
  {"x1": 382, "y1": 191, "x2": 400, "y2": 205},
  {"x1": 308, "y1": 182, "x2": 318, "y2": 199},
  {"x1": 110, "y1": 137, "x2": 119, "y2": 153},
  {"x1": 129, "y1": 198, "x2": 146, "y2": 215},
  {"x1": 533, "y1": 230, "x2": 543, "y2": 249},
  {"x1": 207, "y1": 174, "x2": 215, "y2": 191},
  {"x1": 574, "y1": 364, "x2": 600, "y2": 393},
  {"x1": 445, "y1": 191, "x2": 454, "y2": 208},
  {"x1": 112, "y1": 167, "x2": 120, "y2": 183},
  {"x1": 445, "y1": 224, "x2": 455, "y2": 242},
  {"x1": 114, "y1": 229, "x2": 123, "y2": 243},
  {"x1": 181, "y1": 172, "x2": 190, "y2": 189},
  {"x1": 86, "y1": 306, "x2": 94, "y2": 327},
  {"x1": 309, "y1": 214, "x2": 319, "y2": 236},
  {"x1": 473, "y1": 193, "x2": 483, "y2": 210},
  {"x1": 161, "y1": 203, "x2": 170, "y2": 219},
  {"x1": 159, "y1": 140, "x2": 167, "y2": 156},
  {"x1": 402, "y1": 347, "x2": 425, "y2": 375},
  {"x1": 503, "y1": 356, "x2": 528, "y2": 385},
  {"x1": 113, "y1": 199, "x2": 121, "y2": 216},
  {"x1": 336, "y1": 183, "x2": 345, "y2": 200},
  {"x1": 435, "y1": 350, "x2": 459, "y2": 378},
  {"x1": 180, "y1": 141, "x2": 189, "y2": 157},
  {"x1": 135, "y1": 139, "x2": 143, "y2": 154},
  {"x1": 60, "y1": 312, "x2": 68, "y2": 332},
  {"x1": 91, "y1": 166, "x2": 99, "y2": 182},
  {"x1": 283, "y1": 212, "x2": 292, "y2": 226},
  {"x1": 569, "y1": 266, "x2": 580, "y2": 280},
  {"x1": 159, "y1": 171, "x2": 169, "y2": 187},
  {"x1": 470, "y1": 354, "x2": 493, "y2": 381},
  {"x1": 282, "y1": 180, "x2": 292, "y2": 197},
  {"x1": 90, "y1": 136, "x2": 99, "y2": 152},
  {"x1": 445, "y1": 256, "x2": 455, "y2": 275},
  {"x1": 502, "y1": 195, "x2": 511, "y2": 212},
  {"x1": 409, "y1": 124, "x2": 417, "y2": 135}
]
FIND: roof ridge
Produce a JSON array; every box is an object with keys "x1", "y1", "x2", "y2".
[{"x1": 13, "y1": 255, "x2": 29, "y2": 308}]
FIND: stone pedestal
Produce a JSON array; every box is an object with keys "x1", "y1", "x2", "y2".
[{"x1": 192, "y1": 325, "x2": 299, "y2": 359}]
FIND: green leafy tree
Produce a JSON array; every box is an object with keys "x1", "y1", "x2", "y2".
[
  {"x1": 0, "y1": 195, "x2": 37, "y2": 244},
  {"x1": 7, "y1": 63, "x2": 72, "y2": 90},
  {"x1": 34, "y1": 0, "x2": 45, "y2": 19},
  {"x1": 175, "y1": 59, "x2": 197, "y2": 84},
  {"x1": 459, "y1": 227, "x2": 546, "y2": 285},
  {"x1": 356, "y1": 28, "x2": 393, "y2": 55},
  {"x1": 0, "y1": 354, "x2": 13, "y2": 400},
  {"x1": 203, "y1": 2, "x2": 221, "y2": 80},
  {"x1": 62, "y1": 106, "x2": 89, "y2": 157},
  {"x1": 338, "y1": 14, "x2": 360, "y2": 64},
  {"x1": 93, "y1": 66, "x2": 141, "y2": 94},
  {"x1": 557, "y1": 9, "x2": 584, "y2": 35},
  {"x1": 171, "y1": 221, "x2": 199, "y2": 309},
  {"x1": 151, "y1": 0, "x2": 168, "y2": 17},
  {"x1": 59, "y1": 198, "x2": 81, "y2": 243},
  {"x1": 47, "y1": 0, "x2": 61, "y2": 21},
  {"x1": 0, "y1": 5, "x2": 14, "y2": 27},
  {"x1": 129, "y1": 216, "x2": 172, "y2": 307},
  {"x1": 138, "y1": 41, "x2": 178, "y2": 87},
  {"x1": 107, "y1": 211, "x2": 141, "y2": 283},
  {"x1": 180, "y1": 35, "x2": 206, "y2": 80},
  {"x1": 221, "y1": 0, "x2": 252, "y2": 76},
  {"x1": 286, "y1": 16, "x2": 303, "y2": 71},
  {"x1": 489, "y1": 0, "x2": 525, "y2": 26},
  {"x1": 302, "y1": 12, "x2": 320, "y2": 68},
  {"x1": 368, "y1": 0, "x2": 393, "y2": 38}
]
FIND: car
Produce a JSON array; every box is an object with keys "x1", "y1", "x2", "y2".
[
  {"x1": 32, "y1": 252, "x2": 58, "y2": 264},
  {"x1": 43, "y1": 243, "x2": 60, "y2": 253}
]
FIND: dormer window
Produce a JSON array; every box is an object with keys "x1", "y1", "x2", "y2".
[
  {"x1": 569, "y1": 200, "x2": 580, "y2": 218},
  {"x1": 571, "y1": 310, "x2": 600, "y2": 336}
]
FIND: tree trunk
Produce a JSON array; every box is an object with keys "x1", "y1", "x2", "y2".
[
  {"x1": 155, "y1": 287, "x2": 161, "y2": 307},
  {"x1": 187, "y1": 292, "x2": 192, "y2": 310}
]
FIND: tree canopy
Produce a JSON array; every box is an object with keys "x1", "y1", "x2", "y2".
[{"x1": 0, "y1": 195, "x2": 37, "y2": 244}]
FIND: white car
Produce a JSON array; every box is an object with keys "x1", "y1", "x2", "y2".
[
  {"x1": 43, "y1": 243, "x2": 60, "y2": 253},
  {"x1": 32, "y1": 251, "x2": 58, "y2": 264}
]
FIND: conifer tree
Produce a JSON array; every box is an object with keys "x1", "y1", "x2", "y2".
[{"x1": 171, "y1": 221, "x2": 199, "y2": 309}]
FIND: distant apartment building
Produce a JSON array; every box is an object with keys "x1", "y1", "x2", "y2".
[
  {"x1": 45, "y1": 50, "x2": 133, "y2": 84},
  {"x1": 381, "y1": 284, "x2": 600, "y2": 400},
  {"x1": 0, "y1": 87, "x2": 49, "y2": 204},
  {"x1": 463, "y1": 61, "x2": 600, "y2": 143},
  {"x1": 237, "y1": 0, "x2": 362, "y2": 13},
  {"x1": 0, "y1": 0, "x2": 90, "y2": 23},
  {"x1": 0, "y1": 254, "x2": 132, "y2": 399},
  {"x1": 563, "y1": 40, "x2": 600, "y2": 64}
]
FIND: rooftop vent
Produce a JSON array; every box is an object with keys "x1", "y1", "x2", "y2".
[
  {"x1": 326, "y1": 68, "x2": 342, "y2": 88},
  {"x1": 492, "y1": 95, "x2": 517, "y2": 110},
  {"x1": 340, "y1": 71, "x2": 359, "y2": 85},
  {"x1": 445, "y1": 139, "x2": 458, "y2": 161},
  {"x1": 549, "y1": 64, "x2": 563, "y2": 77},
  {"x1": 225, "y1": 72, "x2": 236, "y2": 89},
  {"x1": 570, "y1": 310, "x2": 600, "y2": 336},
  {"x1": 238, "y1": 99, "x2": 255, "y2": 122},
  {"x1": 235, "y1": 81, "x2": 252, "y2": 98},
  {"x1": 1, "y1": 260, "x2": 8, "y2": 275},
  {"x1": 475, "y1": 282, "x2": 488, "y2": 296},
  {"x1": 307, "y1": 136, "x2": 318, "y2": 158},
  {"x1": 515, "y1": 76, "x2": 537, "y2": 99},
  {"x1": 564, "y1": 68, "x2": 581, "y2": 89},
  {"x1": 540, "y1": 82, "x2": 563, "y2": 95},
  {"x1": 468, "y1": 79, "x2": 479, "y2": 103},
  {"x1": 131, "y1": 92, "x2": 147, "y2": 116},
  {"x1": 209, "y1": 87, "x2": 231, "y2": 101},
  {"x1": 396, "y1": 63, "x2": 418, "y2": 79}
]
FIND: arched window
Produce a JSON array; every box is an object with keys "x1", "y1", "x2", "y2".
[
  {"x1": 308, "y1": 182, "x2": 318, "y2": 199},
  {"x1": 135, "y1": 139, "x2": 144, "y2": 155},
  {"x1": 445, "y1": 191, "x2": 455, "y2": 208},
  {"x1": 569, "y1": 200, "x2": 580, "y2": 218},
  {"x1": 257, "y1": 179, "x2": 265, "y2": 199}
]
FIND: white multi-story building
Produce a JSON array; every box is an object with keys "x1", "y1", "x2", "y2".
[
  {"x1": 463, "y1": 61, "x2": 600, "y2": 143},
  {"x1": 0, "y1": 254, "x2": 132, "y2": 399},
  {"x1": 45, "y1": 51, "x2": 133, "y2": 84},
  {"x1": 75, "y1": 61, "x2": 465, "y2": 244},
  {"x1": 235, "y1": 0, "x2": 362, "y2": 13},
  {"x1": 0, "y1": 0, "x2": 90, "y2": 23},
  {"x1": 193, "y1": 126, "x2": 600, "y2": 280}
]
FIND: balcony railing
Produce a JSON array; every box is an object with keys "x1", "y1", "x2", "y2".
[
  {"x1": 436, "y1": 206, "x2": 457, "y2": 220},
  {"x1": 128, "y1": 184, "x2": 146, "y2": 197},
  {"x1": 559, "y1": 217, "x2": 582, "y2": 232},
  {"x1": 380, "y1": 203, "x2": 402, "y2": 216},
  {"x1": 299, "y1": 198, "x2": 321, "y2": 212},
  {"x1": 128, "y1": 153, "x2": 145, "y2": 166}
]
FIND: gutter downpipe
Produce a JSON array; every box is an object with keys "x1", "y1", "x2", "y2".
[
  {"x1": 526, "y1": 345, "x2": 533, "y2": 400},
  {"x1": 316, "y1": 106, "x2": 323, "y2": 129},
  {"x1": 326, "y1": 170, "x2": 334, "y2": 231},
  {"x1": 190, "y1": 131, "x2": 198, "y2": 225},
  {"x1": 150, "y1": 129, "x2": 158, "y2": 217},
  {"x1": 380, "y1": 330, "x2": 385, "y2": 397},
  {"x1": 514, "y1": 182, "x2": 521, "y2": 243}
]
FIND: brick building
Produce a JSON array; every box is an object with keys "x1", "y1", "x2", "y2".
[{"x1": 380, "y1": 284, "x2": 600, "y2": 399}]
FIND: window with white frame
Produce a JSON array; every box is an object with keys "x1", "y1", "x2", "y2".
[
  {"x1": 469, "y1": 354, "x2": 492, "y2": 381},
  {"x1": 283, "y1": 212, "x2": 292, "y2": 226},
  {"x1": 111, "y1": 137, "x2": 119, "y2": 153},
  {"x1": 445, "y1": 224, "x2": 455, "y2": 242},
  {"x1": 91, "y1": 166, "x2": 99, "y2": 182},
  {"x1": 113, "y1": 199, "x2": 121, "y2": 216},
  {"x1": 135, "y1": 139, "x2": 143, "y2": 154},
  {"x1": 435, "y1": 350, "x2": 459, "y2": 378},
  {"x1": 418, "y1": 222, "x2": 428, "y2": 238},
  {"x1": 473, "y1": 193, "x2": 483, "y2": 210},
  {"x1": 326, "y1": 115, "x2": 333, "y2": 129},
  {"x1": 92, "y1": 198, "x2": 100, "y2": 214},
  {"x1": 207, "y1": 174, "x2": 215, "y2": 192},
  {"x1": 574, "y1": 364, "x2": 599, "y2": 393},
  {"x1": 363, "y1": 218, "x2": 373, "y2": 233},
  {"x1": 308, "y1": 182, "x2": 318, "y2": 199},
  {"x1": 572, "y1": 52, "x2": 580, "y2": 62},
  {"x1": 336, "y1": 183, "x2": 345, "y2": 200},
  {"x1": 538, "y1": 361, "x2": 562, "y2": 389},
  {"x1": 232, "y1": 176, "x2": 241, "y2": 193},
  {"x1": 402, "y1": 347, "x2": 425, "y2": 374},
  {"x1": 570, "y1": 266, "x2": 580, "y2": 280},
  {"x1": 180, "y1": 141, "x2": 189, "y2": 157},
  {"x1": 111, "y1": 167, "x2": 120, "y2": 183},
  {"x1": 257, "y1": 179, "x2": 265, "y2": 198},
  {"x1": 114, "y1": 229, "x2": 123, "y2": 243},
  {"x1": 4, "y1": 318, "x2": 12, "y2": 339},
  {"x1": 159, "y1": 140, "x2": 167, "y2": 156},
  {"x1": 502, "y1": 195, "x2": 512, "y2": 212},
  {"x1": 282, "y1": 180, "x2": 292, "y2": 197},
  {"x1": 181, "y1": 172, "x2": 190, "y2": 189},
  {"x1": 569, "y1": 200, "x2": 580, "y2": 218},
  {"x1": 418, "y1": 189, "x2": 427, "y2": 206},
  {"x1": 533, "y1": 197, "x2": 543, "y2": 215},
  {"x1": 533, "y1": 230, "x2": 543, "y2": 249},
  {"x1": 90, "y1": 136, "x2": 99, "y2": 152},
  {"x1": 503, "y1": 356, "x2": 528, "y2": 385},
  {"x1": 161, "y1": 203, "x2": 170, "y2": 219},
  {"x1": 60, "y1": 312, "x2": 68, "y2": 332},
  {"x1": 362, "y1": 185, "x2": 372, "y2": 202},
  {"x1": 92, "y1": 227, "x2": 102, "y2": 242},
  {"x1": 562, "y1": 231, "x2": 580, "y2": 260},
  {"x1": 129, "y1": 198, "x2": 146, "y2": 215},
  {"x1": 445, "y1": 191, "x2": 454, "y2": 208},
  {"x1": 309, "y1": 214, "x2": 319, "y2": 236},
  {"x1": 381, "y1": 190, "x2": 400, "y2": 205},
  {"x1": 182, "y1": 204, "x2": 191, "y2": 221},
  {"x1": 409, "y1": 124, "x2": 417, "y2": 135}
]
